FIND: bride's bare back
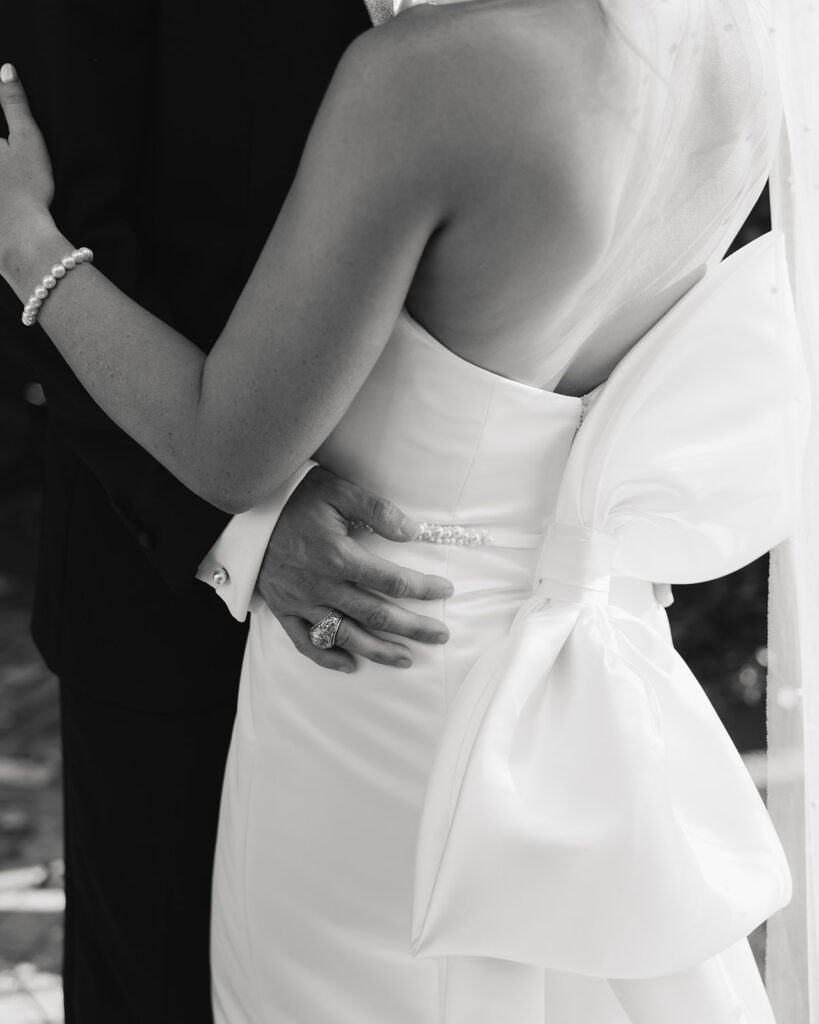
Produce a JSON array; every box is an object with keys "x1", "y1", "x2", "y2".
[{"x1": 395, "y1": 0, "x2": 777, "y2": 394}]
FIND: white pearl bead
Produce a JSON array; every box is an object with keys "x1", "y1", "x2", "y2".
[
  {"x1": 62, "y1": 255, "x2": 76, "y2": 270},
  {"x1": 52, "y1": 264, "x2": 66, "y2": 278},
  {"x1": 34, "y1": 285, "x2": 48, "y2": 300},
  {"x1": 79, "y1": 247, "x2": 93, "y2": 262},
  {"x1": 414, "y1": 520, "x2": 494, "y2": 547},
  {"x1": 42, "y1": 274, "x2": 57, "y2": 289},
  {"x1": 71, "y1": 249, "x2": 84, "y2": 263},
  {"x1": 28, "y1": 297, "x2": 42, "y2": 310}
]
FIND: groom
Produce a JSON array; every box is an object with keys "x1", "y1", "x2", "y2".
[{"x1": 0, "y1": 2, "x2": 448, "y2": 1022}]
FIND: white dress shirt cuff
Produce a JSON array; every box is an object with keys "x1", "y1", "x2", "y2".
[{"x1": 196, "y1": 462, "x2": 317, "y2": 622}]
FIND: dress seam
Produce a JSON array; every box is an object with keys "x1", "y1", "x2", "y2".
[
  {"x1": 243, "y1": 746, "x2": 263, "y2": 1023},
  {"x1": 441, "y1": 380, "x2": 496, "y2": 713},
  {"x1": 438, "y1": 955, "x2": 448, "y2": 1024},
  {"x1": 441, "y1": 543, "x2": 452, "y2": 712},
  {"x1": 450, "y1": 380, "x2": 498, "y2": 518}
]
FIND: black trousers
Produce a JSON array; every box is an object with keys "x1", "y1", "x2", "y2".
[{"x1": 59, "y1": 681, "x2": 238, "y2": 1023}]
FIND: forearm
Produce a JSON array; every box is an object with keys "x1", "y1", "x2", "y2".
[
  {"x1": 1, "y1": 229, "x2": 241, "y2": 589},
  {"x1": 0, "y1": 3, "x2": 238, "y2": 583},
  {"x1": 0, "y1": 37, "x2": 447, "y2": 516},
  {"x1": 1, "y1": 214, "x2": 241, "y2": 510}
]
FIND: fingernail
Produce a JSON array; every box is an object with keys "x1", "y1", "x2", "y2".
[
  {"x1": 434, "y1": 632, "x2": 449, "y2": 644},
  {"x1": 0, "y1": 64, "x2": 17, "y2": 84},
  {"x1": 338, "y1": 664, "x2": 354, "y2": 674},
  {"x1": 400, "y1": 517, "x2": 420, "y2": 540},
  {"x1": 397, "y1": 658, "x2": 412, "y2": 669}
]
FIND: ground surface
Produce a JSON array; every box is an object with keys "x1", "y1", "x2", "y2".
[{"x1": 0, "y1": 480, "x2": 64, "y2": 1021}]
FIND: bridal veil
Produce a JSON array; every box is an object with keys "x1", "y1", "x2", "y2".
[{"x1": 767, "y1": 1, "x2": 819, "y2": 1021}]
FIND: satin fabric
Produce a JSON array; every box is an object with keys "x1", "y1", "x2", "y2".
[
  {"x1": 211, "y1": 234, "x2": 806, "y2": 1024},
  {"x1": 411, "y1": 233, "x2": 807, "y2": 980}
]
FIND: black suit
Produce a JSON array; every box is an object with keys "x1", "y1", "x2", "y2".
[{"x1": 0, "y1": 2, "x2": 371, "y2": 1020}]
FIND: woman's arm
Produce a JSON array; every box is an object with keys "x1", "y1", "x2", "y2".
[
  {"x1": 0, "y1": 1, "x2": 242, "y2": 591},
  {"x1": 0, "y1": 27, "x2": 451, "y2": 514}
]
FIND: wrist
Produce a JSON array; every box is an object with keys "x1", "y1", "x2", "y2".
[{"x1": 0, "y1": 208, "x2": 69, "y2": 300}]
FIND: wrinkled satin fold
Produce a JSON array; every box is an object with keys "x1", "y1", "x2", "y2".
[{"x1": 412, "y1": 601, "x2": 791, "y2": 977}]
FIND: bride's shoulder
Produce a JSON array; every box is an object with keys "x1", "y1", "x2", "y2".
[
  {"x1": 333, "y1": 0, "x2": 623, "y2": 173},
  {"x1": 348, "y1": 0, "x2": 613, "y2": 102},
  {"x1": 362, "y1": 0, "x2": 608, "y2": 57}
]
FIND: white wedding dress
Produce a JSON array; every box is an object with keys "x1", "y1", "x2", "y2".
[{"x1": 211, "y1": 1, "x2": 809, "y2": 1021}]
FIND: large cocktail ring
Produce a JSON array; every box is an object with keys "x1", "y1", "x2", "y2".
[{"x1": 309, "y1": 609, "x2": 344, "y2": 649}]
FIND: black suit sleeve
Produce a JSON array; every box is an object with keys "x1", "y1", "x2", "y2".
[
  {"x1": 0, "y1": 0, "x2": 230, "y2": 593},
  {"x1": 6, "y1": 336, "x2": 231, "y2": 593}
]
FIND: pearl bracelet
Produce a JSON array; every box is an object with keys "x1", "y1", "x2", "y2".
[{"x1": 21, "y1": 247, "x2": 94, "y2": 327}]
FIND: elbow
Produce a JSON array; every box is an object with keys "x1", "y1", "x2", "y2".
[
  {"x1": 193, "y1": 466, "x2": 271, "y2": 516},
  {"x1": 189, "y1": 385, "x2": 290, "y2": 514},
  {"x1": 174, "y1": 434, "x2": 277, "y2": 515},
  {"x1": 198, "y1": 482, "x2": 260, "y2": 517},
  {"x1": 207, "y1": 494, "x2": 256, "y2": 517}
]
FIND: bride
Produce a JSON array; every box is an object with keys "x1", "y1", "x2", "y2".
[{"x1": 0, "y1": 0, "x2": 816, "y2": 1021}]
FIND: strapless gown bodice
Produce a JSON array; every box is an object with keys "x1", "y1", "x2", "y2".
[{"x1": 318, "y1": 309, "x2": 584, "y2": 537}]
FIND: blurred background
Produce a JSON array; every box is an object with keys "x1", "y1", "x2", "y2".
[{"x1": 0, "y1": 193, "x2": 773, "y2": 1021}]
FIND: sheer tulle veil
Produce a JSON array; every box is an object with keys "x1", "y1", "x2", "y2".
[{"x1": 767, "y1": 1, "x2": 819, "y2": 1020}]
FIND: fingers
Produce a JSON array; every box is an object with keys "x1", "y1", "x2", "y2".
[
  {"x1": 277, "y1": 615, "x2": 355, "y2": 674},
  {"x1": 332, "y1": 539, "x2": 454, "y2": 601},
  {"x1": 0, "y1": 64, "x2": 33, "y2": 133},
  {"x1": 308, "y1": 608, "x2": 413, "y2": 668},
  {"x1": 280, "y1": 606, "x2": 415, "y2": 672},
  {"x1": 330, "y1": 583, "x2": 448, "y2": 644},
  {"x1": 279, "y1": 469, "x2": 453, "y2": 600},
  {"x1": 331, "y1": 481, "x2": 419, "y2": 543}
]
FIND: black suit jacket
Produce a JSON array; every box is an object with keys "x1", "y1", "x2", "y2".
[{"x1": 0, "y1": 1, "x2": 372, "y2": 710}]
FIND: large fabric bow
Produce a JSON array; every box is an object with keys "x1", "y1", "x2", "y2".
[{"x1": 411, "y1": 232, "x2": 809, "y2": 979}]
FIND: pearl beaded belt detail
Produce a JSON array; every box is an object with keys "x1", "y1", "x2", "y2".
[{"x1": 348, "y1": 520, "x2": 542, "y2": 550}]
